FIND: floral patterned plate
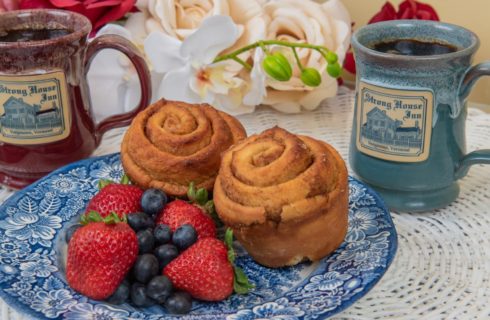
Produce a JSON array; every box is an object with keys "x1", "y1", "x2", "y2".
[{"x1": 0, "y1": 154, "x2": 397, "y2": 320}]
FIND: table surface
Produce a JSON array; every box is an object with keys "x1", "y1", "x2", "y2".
[{"x1": 0, "y1": 87, "x2": 489, "y2": 320}]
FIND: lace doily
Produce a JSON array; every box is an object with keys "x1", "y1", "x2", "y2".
[{"x1": 1, "y1": 87, "x2": 489, "y2": 319}]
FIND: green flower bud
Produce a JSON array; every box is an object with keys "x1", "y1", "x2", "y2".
[
  {"x1": 262, "y1": 52, "x2": 292, "y2": 82},
  {"x1": 327, "y1": 62, "x2": 342, "y2": 78},
  {"x1": 326, "y1": 51, "x2": 338, "y2": 64},
  {"x1": 300, "y1": 68, "x2": 322, "y2": 87}
]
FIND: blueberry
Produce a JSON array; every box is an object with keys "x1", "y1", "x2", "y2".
[
  {"x1": 172, "y1": 224, "x2": 197, "y2": 251},
  {"x1": 154, "y1": 244, "x2": 179, "y2": 270},
  {"x1": 65, "y1": 224, "x2": 81, "y2": 243},
  {"x1": 133, "y1": 254, "x2": 159, "y2": 283},
  {"x1": 154, "y1": 224, "x2": 172, "y2": 245},
  {"x1": 127, "y1": 212, "x2": 155, "y2": 231},
  {"x1": 141, "y1": 188, "x2": 168, "y2": 216},
  {"x1": 165, "y1": 291, "x2": 192, "y2": 314},
  {"x1": 106, "y1": 279, "x2": 130, "y2": 305},
  {"x1": 137, "y1": 229, "x2": 155, "y2": 254},
  {"x1": 130, "y1": 282, "x2": 156, "y2": 307},
  {"x1": 146, "y1": 275, "x2": 173, "y2": 303}
]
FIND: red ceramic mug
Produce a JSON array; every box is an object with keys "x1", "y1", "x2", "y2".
[{"x1": 0, "y1": 9, "x2": 151, "y2": 189}]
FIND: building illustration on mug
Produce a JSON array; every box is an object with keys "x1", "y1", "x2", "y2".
[
  {"x1": 360, "y1": 107, "x2": 423, "y2": 149},
  {"x1": 0, "y1": 96, "x2": 62, "y2": 132}
]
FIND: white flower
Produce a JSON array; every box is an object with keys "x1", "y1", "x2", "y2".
[
  {"x1": 65, "y1": 303, "x2": 130, "y2": 320},
  {"x1": 255, "y1": 0, "x2": 351, "y2": 112},
  {"x1": 20, "y1": 259, "x2": 57, "y2": 278},
  {"x1": 30, "y1": 289, "x2": 77, "y2": 318},
  {"x1": 130, "y1": 0, "x2": 264, "y2": 51},
  {"x1": 145, "y1": 15, "x2": 255, "y2": 114},
  {"x1": 243, "y1": 47, "x2": 266, "y2": 107}
]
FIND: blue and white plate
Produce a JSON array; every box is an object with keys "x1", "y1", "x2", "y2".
[{"x1": 0, "y1": 154, "x2": 397, "y2": 319}]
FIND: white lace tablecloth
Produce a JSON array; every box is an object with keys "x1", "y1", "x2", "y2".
[{"x1": 1, "y1": 87, "x2": 490, "y2": 319}]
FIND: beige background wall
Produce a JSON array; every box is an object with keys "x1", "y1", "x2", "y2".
[{"x1": 342, "y1": 0, "x2": 490, "y2": 105}]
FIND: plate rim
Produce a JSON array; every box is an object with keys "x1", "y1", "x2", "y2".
[{"x1": 0, "y1": 153, "x2": 398, "y2": 320}]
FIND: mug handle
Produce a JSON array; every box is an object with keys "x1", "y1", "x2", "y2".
[
  {"x1": 84, "y1": 34, "x2": 152, "y2": 145},
  {"x1": 455, "y1": 61, "x2": 490, "y2": 179}
]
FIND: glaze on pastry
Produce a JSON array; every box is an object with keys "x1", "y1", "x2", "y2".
[
  {"x1": 213, "y1": 127, "x2": 348, "y2": 268},
  {"x1": 121, "y1": 100, "x2": 246, "y2": 197}
]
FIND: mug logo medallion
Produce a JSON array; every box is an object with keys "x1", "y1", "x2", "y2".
[
  {"x1": 356, "y1": 81, "x2": 433, "y2": 162},
  {"x1": 0, "y1": 70, "x2": 71, "y2": 145}
]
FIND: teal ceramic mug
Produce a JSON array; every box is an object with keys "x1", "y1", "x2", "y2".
[{"x1": 349, "y1": 20, "x2": 490, "y2": 212}]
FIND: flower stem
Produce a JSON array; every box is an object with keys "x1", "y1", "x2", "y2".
[
  {"x1": 213, "y1": 40, "x2": 332, "y2": 65},
  {"x1": 292, "y1": 47, "x2": 303, "y2": 71},
  {"x1": 232, "y1": 56, "x2": 252, "y2": 70}
]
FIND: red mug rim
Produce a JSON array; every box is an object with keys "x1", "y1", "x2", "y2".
[{"x1": 0, "y1": 9, "x2": 92, "y2": 49}]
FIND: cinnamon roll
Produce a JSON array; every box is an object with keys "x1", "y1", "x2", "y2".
[
  {"x1": 213, "y1": 127, "x2": 348, "y2": 268},
  {"x1": 121, "y1": 100, "x2": 246, "y2": 197}
]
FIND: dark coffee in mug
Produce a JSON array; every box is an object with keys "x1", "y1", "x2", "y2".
[
  {"x1": 371, "y1": 39, "x2": 458, "y2": 56},
  {"x1": 0, "y1": 27, "x2": 72, "y2": 42},
  {"x1": 0, "y1": 9, "x2": 152, "y2": 189}
]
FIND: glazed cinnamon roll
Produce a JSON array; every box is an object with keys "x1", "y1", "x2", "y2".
[
  {"x1": 214, "y1": 127, "x2": 348, "y2": 268},
  {"x1": 121, "y1": 100, "x2": 246, "y2": 197}
]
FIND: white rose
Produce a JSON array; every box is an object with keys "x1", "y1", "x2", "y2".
[
  {"x1": 259, "y1": 0, "x2": 351, "y2": 112},
  {"x1": 129, "y1": 0, "x2": 265, "y2": 51}
]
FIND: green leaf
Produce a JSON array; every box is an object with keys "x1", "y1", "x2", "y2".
[
  {"x1": 233, "y1": 266, "x2": 254, "y2": 294},
  {"x1": 80, "y1": 210, "x2": 103, "y2": 225},
  {"x1": 225, "y1": 228, "x2": 235, "y2": 263},
  {"x1": 187, "y1": 182, "x2": 197, "y2": 202},
  {"x1": 120, "y1": 174, "x2": 131, "y2": 185},
  {"x1": 98, "y1": 179, "x2": 113, "y2": 190},
  {"x1": 204, "y1": 200, "x2": 223, "y2": 227},
  {"x1": 195, "y1": 188, "x2": 208, "y2": 206},
  {"x1": 224, "y1": 228, "x2": 234, "y2": 249},
  {"x1": 103, "y1": 212, "x2": 120, "y2": 224}
]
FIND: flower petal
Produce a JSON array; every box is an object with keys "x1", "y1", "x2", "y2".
[
  {"x1": 300, "y1": 77, "x2": 338, "y2": 110},
  {"x1": 96, "y1": 23, "x2": 132, "y2": 40},
  {"x1": 181, "y1": 15, "x2": 240, "y2": 64},
  {"x1": 124, "y1": 12, "x2": 150, "y2": 46},
  {"x1": 144, "y1": 31, "x2": 186, "y2": 73},
  {"x1": 158, "y1": 65, "x2": 201, "y2": 103},
  {"x1": 243, "y1": 48, "x2": 266, "y2": 106}
]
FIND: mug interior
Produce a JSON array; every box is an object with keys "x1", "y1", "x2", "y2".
[
  {"x1": 352, "y1": 20, "x2": 479, "y2": 59},
  {"x1": 0, "y1": 9, "x2": 91, "y2": 47}
]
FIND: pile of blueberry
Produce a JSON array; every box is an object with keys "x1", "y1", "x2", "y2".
[{"x1": 65, "y1": 189, "x2": 198, "y2": 314}]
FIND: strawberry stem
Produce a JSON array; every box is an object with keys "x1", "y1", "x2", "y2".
[{"x1": 225, "y1": 228, "x2": 254, "y2": 294}]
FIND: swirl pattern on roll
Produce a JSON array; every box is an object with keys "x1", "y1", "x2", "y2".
[
  {"x1": 214, "y1": 127, "x2": 348, "y2": 267},
  {"x1": 121, "y1": 100, "x2": 246, "y2": 197}
]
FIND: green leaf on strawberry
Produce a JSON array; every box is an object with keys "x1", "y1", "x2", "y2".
[
  {"x1": 81, "y1": 211, "x2": 127, "y2": 225},
  {"x1": 97, "y1": 179, "x2": 113, "y2": 190},
  {"x1": 186, "y1": 182, "x2": 223, "y2": 227},
  {"x1": 120, "y1": 174, "x2": 131, "y2": 185},
  {"x1": 97, "y1": 174, "x2": 131, "y2": 190},
  {"x1": 187, "y1": 182, "x2": 197, "y2": 202},
  {"x1": 224, "y1": 228, "x2": 254, "y2": 294}
]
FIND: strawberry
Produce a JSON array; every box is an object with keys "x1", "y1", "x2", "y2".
[
  {"x1": 85, "y1": 177, "x2": 143, "y2": 219},
  {"x1": 66, "y1": 213, "x2": 138, "y2": 300},
  {"x1": 156, "y1": 200, "x2": 216, "y2": 239},
  {"x1": 163, "y1": 229, "x2": 253, "y2": 301}
]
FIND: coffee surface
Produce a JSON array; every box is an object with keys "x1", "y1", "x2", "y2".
[
  {"x1": 371, "y1": 39, "x2": 458, "y2": 56},
  {"x1": 0, "y1": 28, "x2": 71, "y2": 42}
]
